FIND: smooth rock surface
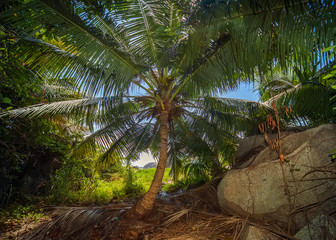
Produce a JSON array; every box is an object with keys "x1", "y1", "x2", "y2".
[
  {"x1": 294, "y1": 214, "x2": 336, "y2": 240},
  {"x1": 235, "y1": 127, "x2": 310, "y2": 169},
  {"x1": 218, "y1": 124, "x2": 336, "y2": 231},
  {"x1": 240, "y1": 225, "x2": 278, "y2": 240}
]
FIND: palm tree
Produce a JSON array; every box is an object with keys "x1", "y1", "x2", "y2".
[{"x1": 2, "y1": 0, "x2": 335, "y2": 219}]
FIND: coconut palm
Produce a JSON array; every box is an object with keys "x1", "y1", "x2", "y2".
[{"x1": 2, "y1": 0, "x2": 335, "y2": 219}]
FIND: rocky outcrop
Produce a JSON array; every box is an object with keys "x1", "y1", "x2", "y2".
[
  {"x1": 217, "y1": 124, "x2": 336, "y2": 232},
  {"x1": 143, "y1": 162, "x2": 158, "y2": 169},
  {"x1": 294, "y1": 214, "x2": 336, "y2": 240},
  {"x1": 234, "y1": 126, "x2": 310, "y2": 169}
]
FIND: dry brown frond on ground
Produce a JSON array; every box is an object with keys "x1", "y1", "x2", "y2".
[{"x1": 3, "y1": 177, "x2": 293, "y2": 240}]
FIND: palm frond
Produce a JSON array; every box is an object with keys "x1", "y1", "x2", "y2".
[
  {"x1": 274, "y1": 84, "x2": 335, "y2": 126},
  {"x1": 1, "y1": 97, "x2": 123, "y2": 126},
  {"x1": 188, "y1": 97, "x2": 269, "y2": 132},
  {"x1": 71, "y1": 112, "x2": 139, "y2": 159},
  {"x1": 259, "y1": 61, "x2": 336, "y2": 126},
  {"x1": 26, "y1": 204, "x2": 130, "y2": 240},
  {"x1": 17, "y1": 37, "x2": 122, "y2": 97},
  {"x1": 173, "y1": 0, "x2": 336, "y2": 97},
  {"x1": 164, "y1": 96, "x2": 266, "y2": 175},
  {"x1": 97, "y1": 119, "x2": 156, "y2": 164},
  {"x1": 3, "y1": 0, "x2": 146, "y2": 96},
  {"x1": 173, "y1": 34, "x2": 239, "y2": 97}
]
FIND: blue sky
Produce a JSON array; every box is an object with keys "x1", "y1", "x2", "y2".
[{"x1": 221, "y1": 82, "x2": 259, "y2": 101}]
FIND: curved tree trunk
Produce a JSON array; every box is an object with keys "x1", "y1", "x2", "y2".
[{"x1": 125, "y1": 111, "x2": 169, "y2": 219}]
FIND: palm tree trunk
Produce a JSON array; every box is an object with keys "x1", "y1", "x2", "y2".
[{"x1": 125, "y1": 111, "x2": 169, "y2": 219}]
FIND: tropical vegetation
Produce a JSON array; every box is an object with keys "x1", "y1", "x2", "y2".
[{"x1": 1, "y1": 0, "x2": 335, "y2": 221}]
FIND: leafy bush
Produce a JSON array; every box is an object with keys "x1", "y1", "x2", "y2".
[
  {"x1": 49, "y1": 161, "x2": 172, "y2": 205},
  {"x1": 48, "y1": 156, "x2": 98, "y2": 203}
]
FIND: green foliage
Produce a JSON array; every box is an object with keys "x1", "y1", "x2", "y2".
[
  {"x1": 322, "y1": 45, "x2": 336, "y2": 110},
  {"x1": 323, "y1": 45, "x2": 336, "y2": 159},
  {"x1": 1, "y1": 0, "x2": 335, "y2": 212},
  {"x1": 256, "y1": 60, "x2": 336, "y2": 127},
  {"x1": 49, "y1": 158, "x2": 172, "y2": 204},
  {"x1": 168, "y1": 120, "x2": 240, "y2": 181},
  {"x1": 133, "y1": 168, "x2": 171, "y2": 191},
  {"x1": 0, "y1": 202, "x2": 45, "y2": 225},
  {"x1": 0, "y1": 116, "x2": 73, "y2": 206},
  {"x1": 184, "y1": 161, "x2": 209, "y2": 179},
  {"x1": 0, "y1": 16, "x2": 84, "y2": 205},
  {"x1": 162, "y1": 173, "x2": 210, "y2": 192},
  {"x1": 0, "y1": 29, "x2": 43, "y2": 109},
  {"x1": 163, "y1": 159, "x2": 218, "y2": 192},
  {"x1": 48, "y1": 156, "x2": 95, "y2": 203}
]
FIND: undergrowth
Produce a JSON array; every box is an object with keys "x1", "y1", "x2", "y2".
[
  {"x1": 48, "y1": 157, "x2": 172, "y2": 205},
  {"x1": 0, "y1": 201, "x2": 45, "y2": 225},
  {"x1": 162, "y1": 175, "x2": 211, "y2": 192}
]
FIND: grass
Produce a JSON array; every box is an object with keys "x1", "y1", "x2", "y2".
[
  {"x1": 133, "y1": 168, "x2": 171, "y2": 191},
  {"x1": 48, "y1": 166, "x2": 172, "y2": 205},
  {"x1": 0, "y1": 166, "x2": 207, "y2": 233}
]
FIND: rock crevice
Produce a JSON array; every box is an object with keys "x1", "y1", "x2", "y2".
[{"x1": 217, "y1": 124, "x2": 336, "y2": 233}]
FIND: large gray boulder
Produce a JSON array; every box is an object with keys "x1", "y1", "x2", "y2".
[
  {"x1": 217, "y1": 124, "x2": 336, "y2": 231},
  {"x1": 294, "y1": 214, "x2": 336, "y2": 240}
]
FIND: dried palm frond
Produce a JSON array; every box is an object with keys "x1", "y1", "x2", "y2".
[
  {"x1": 162, "y1": 208, "x2": 191, "y2": 226},
  {"x1": 196, "y1": 215, "x2": 244, "y2": 239},
  {"x1": 21, "y1": 205, "x2": 127, "y2": 240}
]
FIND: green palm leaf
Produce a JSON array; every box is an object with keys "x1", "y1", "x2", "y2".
[{"x1": 2, "y1": 0, "x2": 335, "y2": 221}]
